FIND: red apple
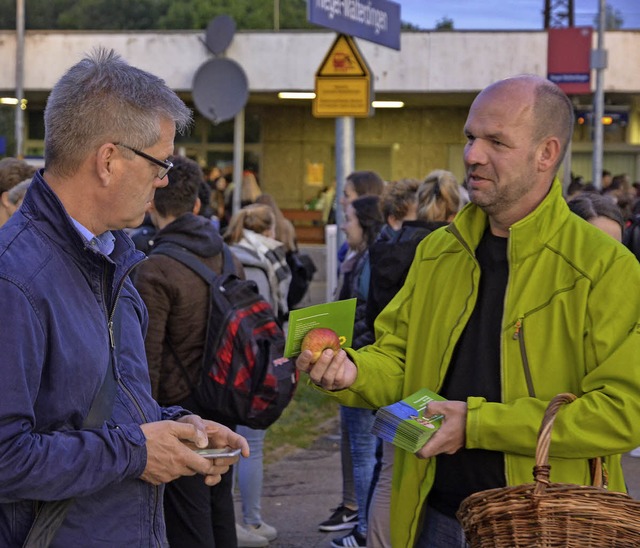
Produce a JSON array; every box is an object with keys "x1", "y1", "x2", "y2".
[{"x1": 300, "y1": 327, "x2": 342, "y2": 362}]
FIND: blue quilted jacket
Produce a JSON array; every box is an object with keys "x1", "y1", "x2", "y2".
[{"x1": 0, "y1": 171, "x2": 184, "y2": 547}]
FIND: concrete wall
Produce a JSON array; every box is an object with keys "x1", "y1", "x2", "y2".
[
  {"x1": 259, "y1": 103, "x2": 469, "y2": 208},
  {"x1": 2, "y1": 30, "x2": 639, "y2": 206},
  {"x1": 1, "y1": 30, "x2": 640, "y2": 93}
]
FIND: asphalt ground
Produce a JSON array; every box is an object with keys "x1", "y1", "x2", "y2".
[{"x1": 240, "y1": 416, "x2": 640, "y2": 548}]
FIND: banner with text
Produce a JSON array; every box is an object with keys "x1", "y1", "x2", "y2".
[{"x1": 547, "y1": 27, "x2": 593, "y2": 95}]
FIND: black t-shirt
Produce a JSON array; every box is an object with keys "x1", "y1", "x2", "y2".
[{"x1": 428, "y1": 228, "x2": 509, "y2": 517}]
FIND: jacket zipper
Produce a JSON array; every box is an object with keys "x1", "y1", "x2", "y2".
[
  {"x1": 105, "y1": 262, "x2": 162, "y2": 546},
  {"x1": 513, "y1": 317, "x2": 535, "y2": 398}
]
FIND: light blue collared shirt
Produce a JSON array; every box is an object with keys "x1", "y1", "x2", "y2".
[{"x1": 71, "y1": 218, "x2": 116, "y2": 257}]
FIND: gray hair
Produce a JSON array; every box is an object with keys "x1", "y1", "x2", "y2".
[{"x1": 44, "y1": 47, "x2": 192, "y2": 177}]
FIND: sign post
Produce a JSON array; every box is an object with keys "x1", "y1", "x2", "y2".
[{"x1": 307, "y1": 0, "x2": 400, "y2": 250}]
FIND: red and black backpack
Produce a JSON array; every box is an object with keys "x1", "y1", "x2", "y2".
[{"x1": 152, "y1": 243, "x2": 298, "y2": 429}]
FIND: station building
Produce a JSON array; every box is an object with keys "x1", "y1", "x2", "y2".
[{"x1": 1, "y1": 29, "x2": 639, "y2": 210}]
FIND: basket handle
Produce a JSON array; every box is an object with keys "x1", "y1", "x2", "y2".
[{"x1": 533, "y1": 393, "x2": 604, "y2": 495}]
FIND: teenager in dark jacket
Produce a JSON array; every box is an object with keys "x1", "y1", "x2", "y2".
[{"x1": 133, "y1": 155, "x2": 247, "y2": 548}]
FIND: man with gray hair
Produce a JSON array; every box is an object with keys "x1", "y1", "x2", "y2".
[{"x1": 0, "y1": 48, "x2": 248, "y2": 546}]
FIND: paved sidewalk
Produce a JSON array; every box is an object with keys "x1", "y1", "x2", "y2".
[
  {"x1": 236, "y1": 417, "x2": 344, "y2": 548},
  {"x1": 241, "y1": 417, "x2": 640, "y2": 548}
]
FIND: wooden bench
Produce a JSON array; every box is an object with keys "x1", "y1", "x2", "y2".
[{"x1": 281, "y1": 209, "x2": 325, "y2": 244}]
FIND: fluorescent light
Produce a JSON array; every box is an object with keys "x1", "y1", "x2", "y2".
[
  {"x1": 1, "y1": 97, "x2": 19, "y2": 105},
  {"x1": 278, "y1": 92, "x2": 316, "y2": 99},
  {"x1": 372, "y1": 101, "x2": 404, "y2": 108}
]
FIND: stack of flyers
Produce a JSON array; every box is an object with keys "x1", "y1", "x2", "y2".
[{"x1": 371, "y1": 388, "x2": 447, "y2": 453}]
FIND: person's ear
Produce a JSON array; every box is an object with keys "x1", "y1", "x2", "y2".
[
  {"x1": 96, "y1": 143, "x2": 118, "y2": 185},
  {"x1": 193, "y1": 196, "x2": 201, "y2": 215},
  {"x1": 0, "y1": 191, "x2": 11, "y2": 209},
  {"x1": 537, "y1": 137, "x2": 561, "y2": 173}
]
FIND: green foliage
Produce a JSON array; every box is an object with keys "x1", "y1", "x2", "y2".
[
  {"x1": 435, "y1": 16, "x2": 454, "y2": 31},
  {"x1": 597, "y1": 2, "x2": 624, "y2": 30},
  {"x1": 0, "y1": 0, "x2": 314, "y2": 30},
  {"x1": 157, "y1": 0, "x2": 314, "y2": 30},
  {"x1": 56, "y1": 0, "x2": 170, "y2": 30},
  {"x1": 401, "y1": 21, "x2": 425, "y2": 31}
]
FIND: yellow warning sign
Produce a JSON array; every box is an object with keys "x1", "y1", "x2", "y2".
[
  {"x1": 313, "y1": 77, "x2": 371, "y2": 117},
  {"x1": 313, "y1": 34, "x2": 373, "y2": 118},
  {"x1": 316, "y1": 34, "x2": 371, "y2": 78}
]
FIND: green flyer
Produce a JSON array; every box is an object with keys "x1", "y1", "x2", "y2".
[{"x1": 284, "y1": 298, "x2": 357, "y2": 358}]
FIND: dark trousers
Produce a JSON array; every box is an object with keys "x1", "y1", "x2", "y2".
[
  {"x1": 415, "y1": 505, "x2": 468, "y2": 548},
  {"x1": 164, "y1": 393, "x2": 237, "y2": 548}
]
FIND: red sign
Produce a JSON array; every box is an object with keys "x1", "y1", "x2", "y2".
[{"x1": 547, "y1": 27, "x2": 593, "y2": 95}]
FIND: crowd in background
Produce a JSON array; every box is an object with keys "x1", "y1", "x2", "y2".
[{"x1": 2, "y1": 150, "x2": 640, "y2": 548}]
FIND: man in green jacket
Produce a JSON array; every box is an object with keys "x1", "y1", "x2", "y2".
[{"x1": 297, "y1": 75, "x2": 640, "y2": 547}]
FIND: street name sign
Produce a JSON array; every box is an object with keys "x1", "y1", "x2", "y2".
[{"x1": 308, "y1": 0, "x2": 401, "y2": 51}]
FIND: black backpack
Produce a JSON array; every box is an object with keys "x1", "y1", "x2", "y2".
[{"x1": 151, "y1": 243, "x2": 298, "y2": 429}]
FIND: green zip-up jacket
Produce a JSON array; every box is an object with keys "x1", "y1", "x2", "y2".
[{"x1": 332, "y1": 179, "x2": 640, "y2": 547}]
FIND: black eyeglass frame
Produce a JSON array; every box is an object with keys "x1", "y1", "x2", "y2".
[{"x1": 114, "y1": 142, "x2": 173, "y2": 179}]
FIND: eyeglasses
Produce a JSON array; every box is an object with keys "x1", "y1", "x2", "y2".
[{"x1": 114, "y1": 143, "x2": 173, "y2": 179}]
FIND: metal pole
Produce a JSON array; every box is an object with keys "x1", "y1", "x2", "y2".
[
  {"x1": 15, "y1": 0, "x2": 25, "y2": 158},
  {"x1": 232, "y1": 108, "x2": 245, "y2": 216},
  {"x1": 274, "y1": 0, "x2": 280, "y2": 31},
  {"x1": 591, "y1": 0, "x2": 606, "y2": 190},
  {"x1": 335, "y1": 116, "x2": 354, "y2": 249},
  {"x1": 325, "y1": 224, "x2": 338, "y2": 302}
]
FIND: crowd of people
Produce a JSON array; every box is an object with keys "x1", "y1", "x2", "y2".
[{"x1": 1, "y1": 49, "x2": 640, "y2": 548}]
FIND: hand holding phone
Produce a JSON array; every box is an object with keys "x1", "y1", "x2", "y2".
[{"x1": 194, "y1": 447, "x2": 242, "y2": 459}]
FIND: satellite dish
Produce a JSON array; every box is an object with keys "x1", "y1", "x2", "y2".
[
  {"x1": 192, "y1": 58, "x2": 249, "y2": 124},
  {"x1": 205, "y1": 15, "x2": 236, "y2": 55}
]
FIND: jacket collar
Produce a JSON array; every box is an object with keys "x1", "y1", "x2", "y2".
[
  {"x1": 449, "y1": 178, "x2": 570, "y2": 263},
  {"x1": 20, "y1": 170, "x2": 144, "y2": 275}
]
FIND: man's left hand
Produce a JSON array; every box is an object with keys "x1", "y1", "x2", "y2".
[
  {"x1": 415, "y1": 400, "x2": 467, "y2": 459},
  {"x1": 176, "y1": 415, "x2": 250, "y2": 486}
]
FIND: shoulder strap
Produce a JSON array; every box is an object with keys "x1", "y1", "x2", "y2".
[
  {"x1": 222, "y1": 244, "x2": 237, "y2": 276},
  {"x1": 149, "y1": 243, "x2": 228, "y2": 393},
  {"x1": 84, "y1": 303, "x2": 121, "y2": 428},
  {"x1": 22, "y1": 302, "x2": 122, "y2": 548},
  {"x1": 151, "y1": 243, "x2": 227, "y2": 286}
]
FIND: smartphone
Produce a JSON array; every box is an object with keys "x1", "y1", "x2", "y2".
[{"x1": 194, "y1": 447, "x2": 242, "y2": 459}]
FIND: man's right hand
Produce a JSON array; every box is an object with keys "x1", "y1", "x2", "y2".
[{"x1": 295, "y1": 348, "x2": 358, "y2": 391}]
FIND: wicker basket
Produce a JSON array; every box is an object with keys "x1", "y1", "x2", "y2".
[{"x1": 457, "y1": 393, "x2": 640, "y2": 547}]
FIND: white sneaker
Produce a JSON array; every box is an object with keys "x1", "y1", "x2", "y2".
[
  {"x1": 629, "y1": 447, "x2": 640, "y2": 458},
  {"x1": 236, "y1": 523, "x2": 269, "y2": 547},
  {"x1": 246, "y1": 521, "x2": 278, "y2": 541}
]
